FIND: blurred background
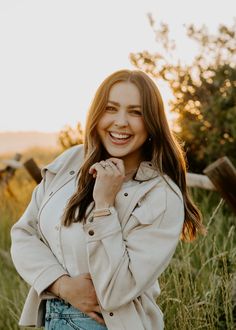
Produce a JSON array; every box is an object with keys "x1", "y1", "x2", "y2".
[{"x1": 0, "y1": 1, "x2": 235, "y2": 329}]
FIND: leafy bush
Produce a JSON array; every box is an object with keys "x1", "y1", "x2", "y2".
[{"x1": 130, "y1": 20, "x2": 236, "y2": 172}]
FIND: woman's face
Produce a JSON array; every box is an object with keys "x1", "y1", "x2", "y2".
[{"x1": 97, "y1": 81, "x2": 148, "y2": 169}]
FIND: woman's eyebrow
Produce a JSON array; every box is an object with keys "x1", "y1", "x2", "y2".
[
  {"x1": 107, "y1": 100, "x2": 119, "y2": 106},
  {"x1": 108, "y1": 100, "x2": 141, "y2": 108},
  {"x1": 128, "y1": 105, "x2": 141, "y2": 109}
]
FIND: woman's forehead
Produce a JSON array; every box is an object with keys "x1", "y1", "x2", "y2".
[{"x1": 108, "y1": 81, "x2": 141, "y2": 105}]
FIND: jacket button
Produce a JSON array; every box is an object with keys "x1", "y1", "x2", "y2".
[
  {"x1": 88, "y1": 217, "x2": 93, "y2": 223},
  {"x1": 109, "y1": 312, "x2": 114, "y2": 316},
  {"x1": 124, "y1": 192, "x2": 128, "y2": 196},
  {"x1": 88, "y1": 230, "x2": 94, "y2": 236},
  {"x1": 69, "y1": 170, "x2": 75, "y2": 175}
]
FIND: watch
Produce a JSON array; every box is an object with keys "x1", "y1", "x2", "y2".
[{"x1": 93, "y1": 206, "x2": 115, "y2": 218}]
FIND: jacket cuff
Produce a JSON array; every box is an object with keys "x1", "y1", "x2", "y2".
[
  {"x1": 83, "y1": 211, "x2": 121, "y2": 242},
  {"x1": 33, "y1": 264, "x2": 68, "y2": 296}
]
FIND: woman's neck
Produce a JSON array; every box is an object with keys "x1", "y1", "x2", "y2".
[{"x1": 123, "y1": 166, "x2": 139, "y2": 182}]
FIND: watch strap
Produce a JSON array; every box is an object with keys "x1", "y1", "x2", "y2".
[{"x1": 93, "y1": 207, "x2": 113, "y2": 218}]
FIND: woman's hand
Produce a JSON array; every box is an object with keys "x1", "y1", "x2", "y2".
[
  {"x1": 48, "y1": 273, "x2": 105, "y2": 325},
  {"x1": 89, "y1": 158, "x2": 125, "y2": 209}
]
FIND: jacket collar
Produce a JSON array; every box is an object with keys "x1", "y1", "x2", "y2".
[
  {"x1": 134, "y1": 161, "x2": 159, "y2": 182},
  {"x1": 41, "y1": 145, "x2": 160, "y2": 191}
]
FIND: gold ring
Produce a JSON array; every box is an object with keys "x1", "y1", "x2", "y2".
[
  {"x1": 101, "y1": 162, "x2": 108, "y2": 168},
  {"x1": 104, "y1": 162, "x2": 110, "y2": 167}
]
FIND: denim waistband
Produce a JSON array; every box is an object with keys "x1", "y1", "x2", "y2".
[
  {"x1": 45, "y1": 298, "x2": 108, "y2": 330},
  {"x1": 46, "y1": 298, "x2": 89, "y2": 318}
]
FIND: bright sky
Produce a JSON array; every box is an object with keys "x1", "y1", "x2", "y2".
[{"x1": 0, "y1": 0, "x2": 235, "y2": 132}]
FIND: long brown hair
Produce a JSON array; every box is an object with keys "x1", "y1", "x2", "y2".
[{"x1": 62, "y1": 69, "x2": 205, "y2": 241}]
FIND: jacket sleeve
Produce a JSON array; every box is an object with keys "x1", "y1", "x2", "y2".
[
  {"x1": 83, "y1": 184, "x2": 184, "y2": 311},
  {"x1": 10, "y1": 157, "x2": 70, "y2": 296}
]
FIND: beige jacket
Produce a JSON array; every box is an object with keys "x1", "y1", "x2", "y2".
[{"x1": 10, "y1": 145, "x2": 184, "y2": 329}]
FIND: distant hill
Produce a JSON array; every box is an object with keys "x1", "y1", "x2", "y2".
[{"x1": 0, "y1": 131, "x2": 59, "y2": 154}]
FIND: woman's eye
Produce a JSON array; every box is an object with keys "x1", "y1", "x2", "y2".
[
  {"x1": 130, "y1": 110, "x2": 142, "y2": 116},
  {"x1": 105, "y1": 106, "x2": 117, "y2": 112}
]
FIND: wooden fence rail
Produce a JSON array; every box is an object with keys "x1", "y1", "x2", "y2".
[
  {"x1": 186, "y1": 173, "x2": 216, "y2": 190},
  {"x1": 1, "y1": 154, "x2": 236, "y2": 215},
  {"x1": 22, "y1": 159, "x2": 218, "y2": 190}
]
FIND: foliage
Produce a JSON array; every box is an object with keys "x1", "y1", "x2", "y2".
[
  {"x1": 130, "y1": 18, "x2": 236, "y2": 172},
  {"x1": 58, "y1": 122, "x2": 84, "y2": 150}
]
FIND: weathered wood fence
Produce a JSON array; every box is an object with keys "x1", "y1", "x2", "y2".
[
  {"x1": 1, "y1": 154, "x2": 236, "y2": 215},
  {"x1": 0, "y1": 153, "x2": 22, "y2": 197}
]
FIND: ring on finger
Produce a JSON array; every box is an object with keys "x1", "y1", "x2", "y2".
[
  {"x1": 100, "y1": 162, "x2": 108, "y2": 169},
  {"x1": 103, "y1": 162, "x2": 111, "y2": 168}
]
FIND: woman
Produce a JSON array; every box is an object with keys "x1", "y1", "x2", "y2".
[{"x1": 11, "y1": 69, "x2": 204, "y2": 329}]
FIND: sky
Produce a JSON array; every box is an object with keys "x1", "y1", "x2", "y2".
[{"x1": 0, "y1": 0, "x2": 235, "y2": 133}]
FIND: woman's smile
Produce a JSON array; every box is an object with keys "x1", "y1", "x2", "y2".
[{"x1": 108, "y1": 131, "x2": 133, "y2": 145}]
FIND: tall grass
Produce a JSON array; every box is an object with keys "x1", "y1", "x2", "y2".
[
  {"x1": 0, "y1": 172, "x2": 36, "y2": 330},
  {"x1": 0, "y1": 148, "x2": 60, "y2": 330},
  {"x1": 0, "y1": 154, "x2": 235, "y2": 329},
  {"x1": 159, "y1": 189, "x2": 236, "y2": 329}
]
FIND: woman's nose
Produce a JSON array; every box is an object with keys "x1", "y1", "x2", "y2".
[{"x1": 114, "y1": 111, "x2": 128, "y2": 127}]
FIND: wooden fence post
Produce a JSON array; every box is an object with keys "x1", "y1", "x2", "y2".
[
  {"x1": 5, "y1": 153, "x2": 22, "y2": 172},
  {"x1": 0, "y1": 153, "x2": 22, "y2": 197},
  {"x1": 203, "y1": 157, "x2": 236, "y2": 214},
  {"x1": 23, "y1": 158, "x2": 42, "y2": 184}
]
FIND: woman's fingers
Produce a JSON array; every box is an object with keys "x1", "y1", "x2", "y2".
[
  {"x1": 107, "y1": 157, "x2": 125, "y2": 175},
  {"x1": 87, "y1": 311, "x2": 106, "y2": 325},
  {"x1": 89, "y1": 158, "x2": 125, "y2": 186},
  {"x1": 81, "y1": 272, "x2": 91, "y2": 279},
  {"x1": 93, "y1": 304, "x2": 102, "y2": 314},
  {"x1": 89, "y1": 162, "x2": 99, "y2": 174},
  {"x1": 103, "y1": 160, "x2": 121, "y2": 175},
  {"x1": 89, "y1": 160, "x2": 119, "y2": 176},
  {"x1": 89, "y1": 162, "x2": 104, "y2": 178}
]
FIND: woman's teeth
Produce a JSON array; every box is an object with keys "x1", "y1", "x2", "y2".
[{"x1": 109, "y1": 132, "x2": 131, "y2": 140}]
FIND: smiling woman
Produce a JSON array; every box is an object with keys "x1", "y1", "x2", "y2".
[
  {"x1": 97, "y1": 81, "x2": 148, "y2": 173},
  {"x1": 10, "y1": 69, "x2": 205, "y2": 330}
]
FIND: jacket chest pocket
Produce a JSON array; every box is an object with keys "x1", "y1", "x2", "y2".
[
  {"x1": 122, "y1": 202, "x2": 150, "y2": 239},
  {"x1": 123, "y1": 199, "x2": 166, "y2": 239}
]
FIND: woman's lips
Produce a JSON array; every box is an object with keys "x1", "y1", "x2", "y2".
[{"x1": 108, "y1": 132, "x2": 133, "y2": 145}]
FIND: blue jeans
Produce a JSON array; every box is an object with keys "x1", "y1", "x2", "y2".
[{"x1": 45, "y1": 299, "x2": 108, "y2": 330}]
